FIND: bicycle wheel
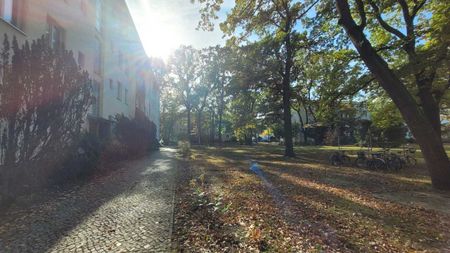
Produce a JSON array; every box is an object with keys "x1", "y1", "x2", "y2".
[
  {"x1": 330, "y1": 154, "x2": 342, "y2": 166},
  {"x1": 387, "y1": 157, "x2": 402, "y2": 171},
  {"x1": 342, "y1": 155, "x2": 351, "y2": 165},
  {"x1": 374, "y1": 158, "x2": 387, "y2": 170},
  {"x1": 354, "y1": 157, "x2": 366, "y2": 168},
  {"x1": 407, "y1": 156, "x2": 417, "y2": 167}
]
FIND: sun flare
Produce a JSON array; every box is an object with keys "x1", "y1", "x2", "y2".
[{"x1": 128, "y1": 1, "x2": 181, "y2": 60}]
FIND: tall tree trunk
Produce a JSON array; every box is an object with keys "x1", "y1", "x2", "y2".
[
  {"x1": 197, "y1": 111, "x2": 202, "y2": 145},
  {"x1": 415, "y1": 74, "x2": 441, "y2": 139},
  {"x1": 210, "y1": 109, "x2": 215, "y2": 145},
  {"x1": 296, "y1": 110, "x2": 306, "y2": 144},
  {"x1": 187, "y1": 106, "x2": 191, "y2": 141},
  {"x1": 282, "y1": 33, "x2": 295, "y2": 157},
  {"x1": 304, "y1": 106, "x2": 310, "y2": 144},
  {"x1": 336, "y1": 0, "x2": 450, "y2": 190},
  {"x1": 404, "y1": 39, "x2": 442, "y2": 139},
  {"x1": 218, "y1": 112, "x2": 223, "y2": 144},
  {"x1": 218, "y1": 87, "x2": 225, "y2": 144}
]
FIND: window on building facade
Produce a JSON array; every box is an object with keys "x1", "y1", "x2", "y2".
[
  {"x1": 0, "y1": 0, "x2": 21, "y2": 27},
  {"x1": 78, "y1": 51, "x2": 85, "y2": 68},
  {"x1": 124, "y1": 88, "x2": 128, "y2": 105},
  {"x1": 47, "y1": 17, "x2": 65, "y2": 50},
  {"x1": 94, "y1": 38, "x2": 101, "y2": 73},
  {"x1": 117, "y1": 81, "x2": 122, "y2": 100},
  {"x1": 109, "y1": 79, "x2": 113, "y2": 89}
]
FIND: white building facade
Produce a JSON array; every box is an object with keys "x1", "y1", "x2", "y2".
[{"x1": 0, "y1": 0, "x2": 160, "y2": 138}]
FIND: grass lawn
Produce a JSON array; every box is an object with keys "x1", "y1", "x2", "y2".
[
  {"x1": 296, "y1": 143, "x2": 450, "y2": 161},
  {"x1": 172, "y1": 144, "x2": 450, "y2": 252}
]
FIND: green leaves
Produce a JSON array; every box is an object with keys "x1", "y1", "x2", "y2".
[{"x1": 368, "y1": 96, "x2": 404, "y2": 130}]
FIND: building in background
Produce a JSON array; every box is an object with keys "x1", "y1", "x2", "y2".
[{"x1": 0, "y1": 0, "x2": 160, "y2": 138}]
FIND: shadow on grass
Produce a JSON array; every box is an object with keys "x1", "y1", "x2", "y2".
[
  {"x1": 196, "y1": 145, "x2": 432, "y2": 192},
  {"x1": 262, "y1": 169, "x2": 447, "y2": 251},
  {"x1": 190, "y1": 145, "x2": 448, "y2": 251}
]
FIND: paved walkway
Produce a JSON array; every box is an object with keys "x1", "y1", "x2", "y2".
[{"x1": 0, "y1": 148, "x2": 178, "y2": 253}]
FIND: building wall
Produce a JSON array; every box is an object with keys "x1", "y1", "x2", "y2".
[{"x1": 0, "y1": 0, "x2": 160, "y2": 137}]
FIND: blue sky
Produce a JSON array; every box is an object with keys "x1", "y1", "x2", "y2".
[{"x1": 126, "y1": 0, "x2": 234, "y2": 59}]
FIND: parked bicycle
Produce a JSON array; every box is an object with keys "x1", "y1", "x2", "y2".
[
  {"x1": 381, "y1": 148, "x2": 402, "y2": 171},
  {"x1": 354, "y1": 150, "x2": 386, "y2": 170},
  {"x1": 400, "y1": 146, "x2": 417, "y2": 167},
  {"x1": 330, "y1": 150, "x2": 351, "y2": 166}
]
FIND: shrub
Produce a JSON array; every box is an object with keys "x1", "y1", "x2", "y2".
[
  {"x1": 0, "y1": 35, "x2": 91, "y2": 199},
  {"x1": 50, "y1": 133, "x2": 102, "y2": 184},
  {"x1": 178, "y1": 141, "x2": 191, "y2": 157},
  {"x1": 113, "y1": 113, "x2": 158, "y2": 158},
  {"x1": 100, "y1": 139, "x2": 128, "y2": 163}
]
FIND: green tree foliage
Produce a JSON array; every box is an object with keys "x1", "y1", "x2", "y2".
[
  {"x1": 368, "y1": 97, "x2": 404, "y2": 130},
  {"x1": 334, "y1": 0, "x2": 450, "y2": 189},
  {"x1": 166, "y1": 46, "x2": 201, "y2": 139},
  {"x1": 160, "y1": 85, "x2": 179, "y2": 145},
  {"x1": 197, "y1": 0, "x2": 321, "y2": 156},
  {"x1": 195, "y1": 46, "x2": 232, "y2": 144},
  {"x1": 192, "y1": 0, "x2": 450, "y2": 188},
  {"x1": 229, "y1": 90, "x2": 259, "y2": 144}
]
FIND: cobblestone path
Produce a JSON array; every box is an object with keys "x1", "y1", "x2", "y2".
[{"x1": 0, "y1": 148, "x2": 178, "y2": 253}]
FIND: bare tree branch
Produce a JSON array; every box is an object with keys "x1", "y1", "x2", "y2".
[
  {"x1": 367, "y1": 0, "x2": 407, "y2": 40},
  {"x1": 355, "y1": 0, "x2": 367, "y2": 30}
]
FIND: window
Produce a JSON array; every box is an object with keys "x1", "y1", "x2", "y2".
[
  {"x1": 94, "y1": 0, "x2": 102, "y2": 31},
  {"x1": 78, "y1": 51, "x2": 85, "y2": 68},
  {"x1": 109, "y1": 79, "x2": 113, "y2": 89},
  {"x1": 117, "y1": 81, "x2": 122, "y2": 100},
  {"x1": 0, "y1": 0, "x2": 20, "y2": 27},
  {"x1": 1, "y1": 0, "x2": 13, "y2": 22},
  {"x1": 124, "y1": 88, "x2": 128, "y2": 105},
  {"x1": 94, "y1": 38, "x2": 102, "y2": 73},
  {"x1": 47, "y1": 17, "x2": 65, "y2": 50}
]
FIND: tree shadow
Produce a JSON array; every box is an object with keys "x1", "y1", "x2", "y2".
[
  {"x1": 261, "y1": 169, "x2": 448, "y2": 251},
  {"x1": 0, "y1": 148, "x2": 176, "y2": 253},
  {"x1": 190, "y1": 145, "x2": 448, "y2": 251}
]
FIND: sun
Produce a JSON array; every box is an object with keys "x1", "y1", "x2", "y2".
[
  {"x1": 128, "y1": 1, "x2": 180, "y2": 60},
  {"x1": 140, "y1": 20, "x2": 180, "y2": 60}
]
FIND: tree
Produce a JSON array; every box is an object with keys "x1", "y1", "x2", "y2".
[
  {"x1": 229, "y1": 89, "x2": 259, "y2": 145},
  {"x1": 0, "y1": 35, "x2": 91, "y2": 197},
  {"x1": 334, "y1": 0, "x2": 450, "y2": 189},
  {"x1": 160, "y1": 84, "x2": 179, "y2": 145},
  {"x1": 167, "y1": 46, "x2": 201, "y2": 141},
  {"x1": 196, "y1": 0, "x2": 320, "y2": 157},
  {"x1": 193, "y1": 0, "x2": 450, "y2": 188},
  {"x1": 195, "y1": 46, "x2": 231, "y2": 144}
]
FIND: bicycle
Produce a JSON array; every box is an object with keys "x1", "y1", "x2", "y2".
[
  {"x1": 354, "y1": 151, "x2": 386, "y2": 170},
  {"x1": 397, "y1": 146, "x2": 417, "y2": 168},
  {"x1": 381, "y1": 148, "x2": 402, "y2": 171},
  {"x1": 330, "y1": 150, "x2": 352, "y2": 166}
]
